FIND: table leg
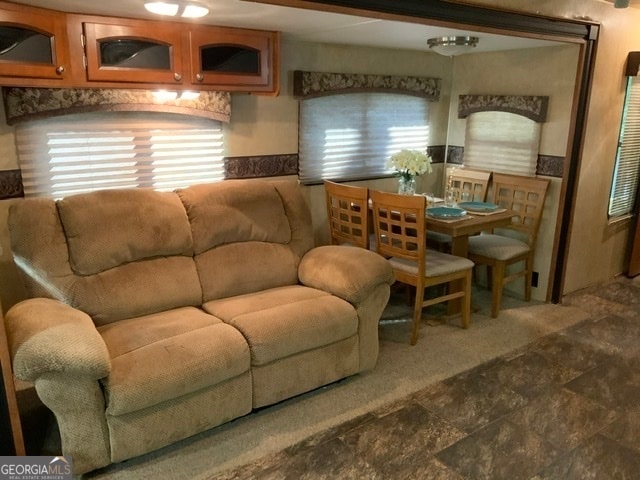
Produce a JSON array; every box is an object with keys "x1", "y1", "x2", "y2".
[{"x1": 448, "y1": 236, "x2": 469, "y2": 315}]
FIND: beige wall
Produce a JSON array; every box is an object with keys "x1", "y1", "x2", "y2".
[
  {"x1": 445, "y1": 44, "x2": 579, "y2": 300},
  {"x1": 227, "y1": 40, "x2": 454, "y2": 247},
  {"x1": 458, "y1": 1, "x2": 640, "y2": 295}
]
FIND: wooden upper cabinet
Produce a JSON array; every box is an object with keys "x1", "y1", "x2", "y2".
[
  {"x1": 83, "y1": 21, "x2": 184, "y2": 84},
  {"x1": 189, "y1": 26, "x2": 279, "y2": 93},
  {"x1": 0, "y1": 7, "x2": 68, "y2": 80},
  {"x1": 0, "y1": 2, "x2": 279, "y2": 93}
]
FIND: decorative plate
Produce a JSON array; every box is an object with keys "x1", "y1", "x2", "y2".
[
  {"x1": 457, "y1": 201, "x2": 499, "y2": 213},
  {"x1": 426, "y1": 206, "x2": 467, "y2": 219}
]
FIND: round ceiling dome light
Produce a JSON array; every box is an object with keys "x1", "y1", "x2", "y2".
[
  {"x1": 144, "y1": 1, "x2": 209, "y2": 18},
  {"x1": 427, "y1": 36, "x2": 479, "y2": 56}
]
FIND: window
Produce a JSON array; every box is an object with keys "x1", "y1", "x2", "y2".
[
  {"x1": 609, "y1": 76, "x2": 640, "y2": 219},
  {"x1": 463, "y1": 111, "x2": 541, "y2": 176},
  {"x1": 298, "y1": 93, "x2": 430, "y2": 184},
  {"x1": 15, "y1": 112, "x2": 225, "y2": 198}
]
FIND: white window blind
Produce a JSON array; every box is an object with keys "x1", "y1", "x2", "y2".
[
  {"x1": 463, "y1": 111, "x2": 540, "y2": 176},
  {"x1": 609, "y1": 76, "x2": 640, "y2": 219},
  {"x1": 299, "y1": 93, "x2": 430, "y2": 184},
  {"x1": 15, "y1": 112, "x2": 225, "y2": 199}
]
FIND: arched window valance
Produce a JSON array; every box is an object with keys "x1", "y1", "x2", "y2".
[
  {"x1": 458, "y1": 94, "x2": 549, "y2": 122},
  {"x1": 293, "y1": 70, "x2": 441, "y2": 101},
  {"x1": 2, "y1": 87, "x2": 231, "y2": 125}
]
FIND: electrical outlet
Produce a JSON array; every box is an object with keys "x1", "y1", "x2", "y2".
[{"x1": 531, "y1": 271, "x2": 539, "y2": 288}]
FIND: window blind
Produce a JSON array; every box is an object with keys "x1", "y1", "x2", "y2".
[
  {"x1": 15, "y1": 112, "x2": 225, "y2": 199},
  {"x1": 609, "y1": 76, "x2": 640, "y2": 218},
  {"x1": 463, "y1": 111, "x2": 540, "y2": 176},
  {"x1": 299, "y1": 93, "x2": 430, "y2": 184}
]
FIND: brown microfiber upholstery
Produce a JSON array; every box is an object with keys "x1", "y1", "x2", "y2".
[
  {"x1": 204, "y1": 286, "x2": 357, "y2": 365},
  {"x1": 251, "y1": 337, "x2": 359, "y2": 408},
  {"x1": 9, "y1": 191, "x2": 203, "y2": 326},
  {"x1": 299, "y1": 245, "x2": 395, "y2": 304},
  {"x1": 6, "y1": 298, "x2": 110, "y2": 382},
  {"x1": 177, "y1": 181, "x2": 292, "y2": 253},
  {"x1": 6, "y1": 179, "x2": 394, "y2": 474},
  {"x1": 178, "y1": 180, "x2": 315, "y2": 301},
  {"x1": 99, "y1": 307, "x2": 249, "y2": 415},
  {"x1": 205, "y1": 285, "x2": 360, "y2": 408},
  {"x1": 57, "y1": 188, "x2": 193, "y2": 275},
  {"x1": 106, "y1": 372, "x2": 252, "y2": 462}
]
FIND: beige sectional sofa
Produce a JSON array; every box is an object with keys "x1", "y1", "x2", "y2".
[{"x1": 5, "y1": 179, "x2": 394, "y2": 474}]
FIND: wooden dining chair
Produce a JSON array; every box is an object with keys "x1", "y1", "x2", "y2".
[
  {"x1": 427, "y1": 167, "x2": 493, "y2": 251},
  {"x1": 324, "y1": 180, "x2": 371, "y2": 249},
  {"x1": 466, "y1": 173, "x2": 550, "y2": 318},
  {"x1": 370, "y1": 190, "x2": 474, "y2": 345},
  {"x1": 446, "y1": 167, "x2": 492, "y2": 203}
]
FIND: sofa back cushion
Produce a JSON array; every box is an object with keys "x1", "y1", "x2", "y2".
[
  {"x1": 178, "y1": 180, "x2": 314, "y2": 301},
  {"x1": 9, "y1": 189, "x2": 202, "y2": 326},
  {"x1": 58, "y1": 189, "x2": 193, "y2": 275}
]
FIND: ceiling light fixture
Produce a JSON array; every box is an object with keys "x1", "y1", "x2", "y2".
[
  {"x1": 427, "y1": 36, "x2": 479, "y2": 56},
  {"x1": 144, "y1": 1, "x2": 209, "y2": 18}
]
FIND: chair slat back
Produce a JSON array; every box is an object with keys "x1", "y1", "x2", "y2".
[
  {"x1": 370, "y1": 190, "x2": 426, "y2": 267},
  {"x1": 446, "y1": 167, "x2": 492, "y2": 202},
  {"x1": 489, "y1": 173, "x2": 550, "y2": 248},
  {"x1": 324, "y1": 180, "x2": 370, "y2": 249}
]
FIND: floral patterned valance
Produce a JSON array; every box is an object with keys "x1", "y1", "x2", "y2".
[
  {"x1": 293, "y1": 70, "x2": 441, "y2": 101},
  {"x1": 458, "y1": 95, "x2": 549, "y2": 122},
  {"x1": 2, "y1": 87, "x2": 231, "y2": 125}
]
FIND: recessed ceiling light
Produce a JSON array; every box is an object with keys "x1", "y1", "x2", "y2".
[
  {"x1": 181, "y1": 4, "x2": 209, "y2": 18},
  {"x1": 144, "y1": 2, "x2": 179, "y2": 16},
  {"x1": 144, "y1": 1, "x2": 209, "y2": 18}
]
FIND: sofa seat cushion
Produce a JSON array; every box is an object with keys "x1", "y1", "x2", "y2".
[
  {"x1": 203, "y1": 286, "x2": 358, "y2": 366},
  {"x1": 98, "y1": 307, "x2": 250, "y2": 416}
]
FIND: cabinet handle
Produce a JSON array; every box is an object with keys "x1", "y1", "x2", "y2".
[
  {"x1": 174, "y1": 72, "x2": 182, "y2": 81},
  {"x1": 55, "y1": 66, "x2": 65, "y2": 75},
  {"x1": 196, "y1": 73, "x2": 204, "y2": 82}
]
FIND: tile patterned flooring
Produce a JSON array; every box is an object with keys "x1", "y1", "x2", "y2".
[{"x1": 213, "y1": 277, "x2": 640, "y2": 479}]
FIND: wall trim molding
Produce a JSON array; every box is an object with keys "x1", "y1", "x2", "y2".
[
  {"x1": 445, "y1": 147, "x2": 563, "y2": 177},
  {"x1": 225, "y1": 154, "x2": 298, "y2": 179},
  {"x1": 0, "y1": 170, "x2": 23, "y2": 199}
]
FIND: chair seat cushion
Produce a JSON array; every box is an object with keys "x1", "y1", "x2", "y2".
[
  {"x1": 99, "y1": 307, "x2": 250, "y2": 416},
  {"x1": 389, "y1": 249, "x2": 474, "y2": 277},
  {"x1": 203, "y1": 286, "x2": 358, "y2": 366},
  {"x1": 468, "y1": 233, "x2": 530, "y2": 261}
]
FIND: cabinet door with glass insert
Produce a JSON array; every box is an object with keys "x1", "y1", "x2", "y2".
[
  {"x1": 83, "y1": 21, "x2": 184, "y2": 84},
  {"x1": 0, "y1": 9, "x2": 68, "y2": 80},
  {"x1": 189, "y1": 26, "x2": 278, "y2": 92}
]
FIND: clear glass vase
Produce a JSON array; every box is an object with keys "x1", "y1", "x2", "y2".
[{"x1": 398, "y1": 175, "x2": 417, "y2": 195}]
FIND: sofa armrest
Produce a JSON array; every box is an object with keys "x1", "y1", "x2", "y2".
[
  {"x1": 5, "y1": 298, "x2": 111, "y2": 382},
  {"x1": 298, "y1": 245, "x2": 394, "y2": 304}
]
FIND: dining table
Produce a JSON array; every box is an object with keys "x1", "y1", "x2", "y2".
[{"x1": 426, "y1": 207, "x2": 517, "y2": 257}]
